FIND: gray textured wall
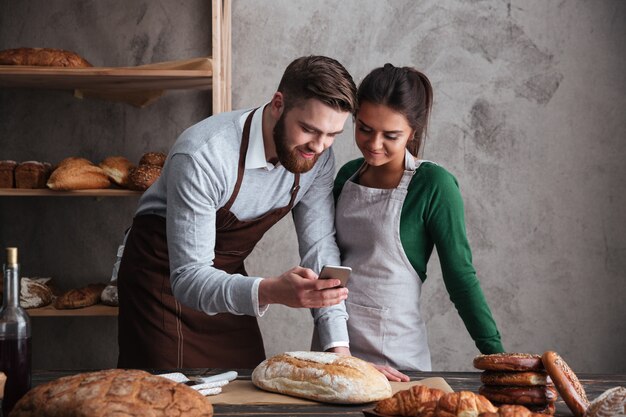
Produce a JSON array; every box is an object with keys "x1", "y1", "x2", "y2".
[{"x1": 1, "y1": 0, "x2": 624, "y2": 373}]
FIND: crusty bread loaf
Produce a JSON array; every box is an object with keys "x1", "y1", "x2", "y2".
[
  {"x1": 375, "y1": 384, "x2": 445, "y2": 416},
  {"x1": 47, "y1": 161, "x2": 110, "y2": 191},
  {"x1": 9, "y1": 369, "x2": 213, "y2": 417},
  {"x1": 15, "y1": 161, "x2": 51, "y2": 189},
  {"x1": 252, "y1": 351, "x2": 392, "y2": 404},
  {"x1": 474, "y1": 354, "x2": 544, "y2": 372},
  {"x1": 54, "y1": 283, "x2": 107, "y2": 309},
  {"x1": 128, "y1": 164, "x2": 161, "y2": 191},
  {"x1": 20, "y1": 277, "x2": 53, "y2": 309},
  {"x1": 584, "y1": 386, "x2": 625, "y2": 417},
  {"x1": 99, "y1": 156, "x2": 134, "y2": 187},
  {"x1": 481, "y1": 371, "x2": 552, "y2": 387},
  {"x1": 0, "y1": 160, "x2": 17, "y2": 188},
  {"x1": 0, "y1": 47, "x2": 92, "y2": 67},
  {"x1": 100, "y1": 283, "x2": 118, "y2": 306}
]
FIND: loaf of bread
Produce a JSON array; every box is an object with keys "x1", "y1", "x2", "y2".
[
  {"x1": 252, "y1": 351, "x2": 392, "y2": 404},
  {"x1": 54, "y1": 283, "x2": 107, "y2": 309},
  {"x1": 128, "y1": 164, "x2": 161, "y2": 191},
  {"x1": 0, "y1": 160, "x2": 17, "y2": 188},
  {"x1": 584, "y1": 386, "x2": 625, "y2": 417},
  {"x1": 99, "y1": 156, "x2": 134, "y2": 187},
  {"x1": 9, "y1": 369, "x2": 213, "y2": 417},
  {"x1": 139, "y1": 151, "x2": 167, "y2": 167},
  {"x1": 375, "y1": 384, "x2": 445, "y2": 416},
  {"x1": 20, "y1": 277, "x2": 53, "y2": 309},
  {"x1": 100, "y1": 283, "x2": 118, "y2": 306},
  {"x1": 474, "y1": 354, "x2": 545, "y2": 372},
  {"x1": 15, "y1": 161, "x2": 52, "y2": 189},
  {"x1": 0, "y1": 47, "x2": 92, "y2": 67},
  {"x1": 47, "y1": 158, "x2": 111, "y2": 191}
]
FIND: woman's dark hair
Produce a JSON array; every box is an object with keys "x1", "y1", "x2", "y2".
[
  {"x1": 357, "y1": 63, "x2": 433, "y2": 157},
  {"x1": 277, "y1": 55, "x2": 357, "y2": 114}
]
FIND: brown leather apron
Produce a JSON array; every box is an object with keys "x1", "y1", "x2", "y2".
[{"x1": 117, "y1": 108, "x2": 300, "y2": 369}]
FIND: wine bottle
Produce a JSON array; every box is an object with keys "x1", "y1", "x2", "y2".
[{"x1": 0, "y1": 247, "x2": 32, "y2": 416}]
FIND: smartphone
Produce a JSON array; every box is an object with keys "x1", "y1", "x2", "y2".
[{"x1": 319, "y1": 265, "x2": 352, "y2": 287}]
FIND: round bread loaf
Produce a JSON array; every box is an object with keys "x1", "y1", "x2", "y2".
[
  {"x1": 99, "y1": 156, "x2": 135, "y2": 187},
  {"x1": 481, "y1": 371, "x2": 552, "y2": 387},
  {"x1": 129, "y1": 164, "x2": 162, "y2": 191},
  {"x1": 0, "y1": 47, "x2": 92, "y2": 67},
  {"x1": 19, "y1": 277, "x2": 53, "y2": 309},
  {"x1": 139, "y1": 152, "x2": 167, "y2": 167},
  {"x1": 584, "y1": 386, "x2": 625, "y2": 417},
  {"x1": 252, "y1": 351, "x2": 391, "y2": 404},
  {"x1": 479, "y1": 385, "x2": 558, "y2": 406},
  {"x1": 474, "y1": 353, "x2": 544, "y2": 372},
  {"x1": 9, "y1": 368, "x2": 213, "y2": 417},
  {"x1": 542, "y1": 351, "x2": 589, "y2": 417}
]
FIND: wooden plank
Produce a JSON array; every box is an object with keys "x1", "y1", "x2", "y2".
[
  {"x1": 212, "y1": 0, "x2": 223, "y2": 114},
  {"x1": 27, "y1": 304, "x2": 118, "y2": 317},
  {"x1": 0, "y1": 188, "x2": 141, "y2": 197}
]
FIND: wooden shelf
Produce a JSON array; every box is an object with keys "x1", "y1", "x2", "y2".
[
  {"x1": 27, "y1": 304, "x2": 118, "y2": 317},
  {"x1": 0, "y1": 188, "x2": 142, "y2": 197}
]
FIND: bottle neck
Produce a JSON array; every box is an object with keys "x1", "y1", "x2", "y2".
[{"x1": 2, "y1": 263, "x2": 20, "y2": 308}]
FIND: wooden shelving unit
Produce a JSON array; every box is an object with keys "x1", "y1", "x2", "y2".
[{"x1": 1, "y1": 1, "x2": 232, "y2": 317}]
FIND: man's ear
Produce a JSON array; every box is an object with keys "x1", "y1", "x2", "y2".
[{"x1": 269, "y1": 92, "x2": 284, "y2": 118}]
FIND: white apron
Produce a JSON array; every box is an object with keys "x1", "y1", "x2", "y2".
[{"x1": 336, "y1": 150, "x2": 432, "y2": 371}]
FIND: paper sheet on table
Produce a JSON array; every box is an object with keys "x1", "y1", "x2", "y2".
[{"x1": 209, "y1": 377, "x2": 453, "y2": 405}]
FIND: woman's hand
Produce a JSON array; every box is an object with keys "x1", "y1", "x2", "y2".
[{"x1": 372, "y1": 364, "x2": 410, "y2": 382}]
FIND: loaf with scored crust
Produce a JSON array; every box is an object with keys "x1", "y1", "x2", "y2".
[{"x1": 252, "y1": 351, "x2": 391, "y2": 404}]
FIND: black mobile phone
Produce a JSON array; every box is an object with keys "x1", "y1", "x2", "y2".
[{"x1": 319, "y1": 265, "x2": 352, "y2": 287}]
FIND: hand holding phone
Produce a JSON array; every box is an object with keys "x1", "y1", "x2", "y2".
[{"x1": 319, "y1": 265, "x2": 351, "y2": 288}]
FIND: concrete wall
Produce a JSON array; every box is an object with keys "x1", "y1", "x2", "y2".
[{"x1": 1, "y1": 0, "x2": 624, "y2": 373}]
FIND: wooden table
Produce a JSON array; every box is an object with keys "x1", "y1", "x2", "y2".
[{"x1": 29, "y1": 369, "x2": 625, "y2": 416}]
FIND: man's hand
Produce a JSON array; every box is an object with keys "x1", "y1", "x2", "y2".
[
  {"x1": 326, "y1": 346, "x2": 351, "y2": 356},
  {"x1": 259, "y1": 266, "x2": 348, "y2": 308},
  {"x1": 372, "y1": 364, "x2": 410, "y2": 382}
]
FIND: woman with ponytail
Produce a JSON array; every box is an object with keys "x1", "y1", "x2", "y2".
[{"x1": 332, "y1": 64, "x2": 504, "y2": 380}]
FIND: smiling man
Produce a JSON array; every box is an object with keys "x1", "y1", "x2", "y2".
[{"x1": 116, "y1": 56, "x2": 357, "y2": 369}]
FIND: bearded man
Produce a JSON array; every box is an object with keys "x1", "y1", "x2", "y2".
[{"x1": 116, "y1": 56, "x2": 356, "y2": 368}]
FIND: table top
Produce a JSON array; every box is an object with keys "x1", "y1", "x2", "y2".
[{"x1": 31, "y1": 369, "x2": 625, "y2": 417}]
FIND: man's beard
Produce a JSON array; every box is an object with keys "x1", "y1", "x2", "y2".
[{"x1": 273, "y1": 113, "x2": 319, "y2": 174}]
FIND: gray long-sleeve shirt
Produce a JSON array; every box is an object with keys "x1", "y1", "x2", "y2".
[{"x1": 134, "y1": 107, "x2": 349, "y2": 350}]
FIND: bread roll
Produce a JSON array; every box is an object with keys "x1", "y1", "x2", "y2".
[
  {"x1": 542, "y1": 351, "x2": 589, "y2": 417},
  {"x1": 139, "y1": 151, "x2": 167, "y2": 167},
  {"x1": 99, "y1": 156, "x2": 134, "y2": 187},
  {"x1": 474, "y1": 354, "x2": 544, "y2": 372},
  {"x1": 584, "y1": 386, "x2": 625, "y2": 417},
  {"x1": 9, "y1": 369, "x2": 213, "y2": 417},
  {"x1": 0, "y1": 47, "x2": 92, "y2": 67},
  {"x1": 252, "y1": 351, "x2": 392, "y2": 404},
  {"x1": 128, "y1": 164, "x2": 161, "y2": 191},
  {"x1": 375, "y1": 384, "x2": 445, "y2": 416},
  {"x1": 47, "y1": 162, "x2": 110, "y2": 191},
  {"x1": 0, "y1": 160, "x2": 17, "y2": 188},
  {"x1": 54, "y1": 283, "x2": 107, "y2": 309}
]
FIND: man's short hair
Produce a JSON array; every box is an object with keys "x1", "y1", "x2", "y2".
[{"x1": 277, "y1": 56, "x2": 356, "y2": 114}]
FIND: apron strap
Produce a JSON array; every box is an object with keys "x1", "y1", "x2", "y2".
[
  {"x1": 287, "y1": 174, "x2": 301, "y2": 207},
  {"x1": 223, "y1": 108, "x2": 257, "y2": 211}
]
